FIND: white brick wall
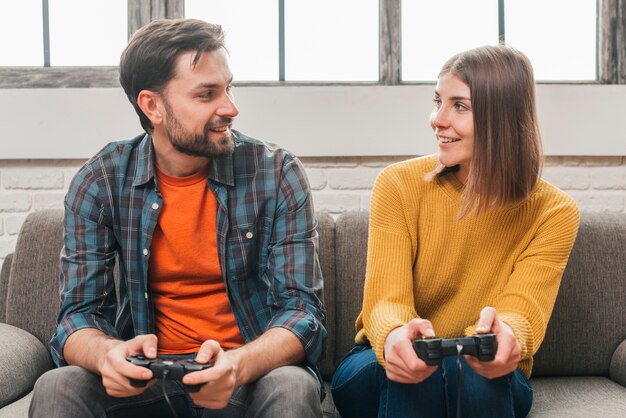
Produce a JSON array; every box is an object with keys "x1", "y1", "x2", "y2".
[{"x1": 0, "y1": 156, "x2": 625, "y2": 260}]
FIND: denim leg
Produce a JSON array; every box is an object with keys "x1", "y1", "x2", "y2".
[
  {"x1": 29, "y1": 365, "x2": 193, "y2": 418},
  {"x1": 441, "y1": 356, "x2": 533, "y2": 418},
  {"x1": 243, "y1": 365, "x2": 322, "y2": 418},
  {"x1": 331, "y1": 346, "x2": 447, "y2": 418},
  {"x1": 331, "y1": 346, "x2": 532, "y2": 418},
  {"x1": 331, "y1": 346, "x2": 383, "y2": 418}
]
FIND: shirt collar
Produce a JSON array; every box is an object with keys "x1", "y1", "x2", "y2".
[
  {"x1": 132, "y1": 134, "x2": 156, "y2": 187},
  {"x1": 131, "y1": 132, "x2": 236, "y2": 187}
]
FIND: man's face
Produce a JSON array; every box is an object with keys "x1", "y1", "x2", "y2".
[{"x1": 159, "y1": 48, "x2": 239, "y2": 158}]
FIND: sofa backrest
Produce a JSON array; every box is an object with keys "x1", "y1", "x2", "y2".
[
  {"x1": 333, "y1": 212, "x2": 369, "y2": 368},
  {"x1": 330, "y1": 211, "x2": 626, "y2": 378},
  {"x1": 533, "y1": 212, "x2": 626, "y2": 376},
  {"x1": 315, "y1": 212, "x2": 336, "y2": 380}
]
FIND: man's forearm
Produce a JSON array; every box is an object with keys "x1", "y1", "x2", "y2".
[
  {"x1": 64, "y1": 328, "x2": 123, "y2": 375},
  {"x1": 225, "y1": 327, "x2": 305, "y2": 386}
]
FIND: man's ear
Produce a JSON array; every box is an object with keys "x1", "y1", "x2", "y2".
[{"x1": 137, "y1": 90, "x2": 163, "y2": 126}]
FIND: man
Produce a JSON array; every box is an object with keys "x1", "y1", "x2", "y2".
[{"x1": 30, "y1": 18, "x2": 326, "y2": 418}]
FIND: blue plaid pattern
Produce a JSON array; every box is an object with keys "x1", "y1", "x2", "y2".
[{"x1": 51, "y1": 131, "x2": 327, "y2": 369}]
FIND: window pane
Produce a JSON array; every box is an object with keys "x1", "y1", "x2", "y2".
[
  {"x1": 402, "y1": 0, "x2": 498, "y2": 82},
  {"x1": 48, "y1": 0, "x2": 127, "y2": 66},
  {"x1": 285, "y1": 0, "x2": 378, "y2": 81},
  {"x1": 505, "y1": 0, "x2": 596, "y2": 81},
  {"x1": 0, "y1": 0, "x2": 43, "y2": 66},
  {"x1": 186, "y1": 0, "x2": 278, "y2": 82}
]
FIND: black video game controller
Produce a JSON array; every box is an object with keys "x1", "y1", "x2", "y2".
[
  {"x1": 127, "y1": 354, "x2": 211, "y2": 392},
  {"x1": 413, "y1": 333, "x2": 497, "y2": 366}
]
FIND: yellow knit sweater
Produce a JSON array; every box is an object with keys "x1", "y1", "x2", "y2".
[{"x1": 355, "y1": 155, "x2": 580, "y2": 378}]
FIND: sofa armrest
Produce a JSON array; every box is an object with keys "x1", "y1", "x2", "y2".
[
  {"x1": 610, "y1": 339, "x2": 626, "y2": 387},
  {"x1": 0, "y1": 253, "x2": 13, "y2": 323},
  {"x1": 0, "y1": 323, "x2": 53, "y2": 408}
]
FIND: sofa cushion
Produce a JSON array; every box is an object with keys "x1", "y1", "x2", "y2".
[
  {"x1": 0, "y1": 323, "x2": 52, "y2": 409},
  {"x1": 533, "y1": 213, "x2": 626, "y2": 376},
  {"x1": 529, "y1": 376, "x2": 626, "y2": 417},
  {"x1": 5, "y1": 210, "x2": 64, "y2": 346},
  {"x1": 0, "y1": 392, "x2": 31, "y2": 418}
]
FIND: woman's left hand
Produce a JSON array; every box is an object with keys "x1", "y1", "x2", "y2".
[{"x1": 465, "y1": 306, "x2": 522, "y2": 379}]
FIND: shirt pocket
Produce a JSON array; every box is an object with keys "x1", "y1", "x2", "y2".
[{"x1": 226, "y1": 223, "x2": 261, "y2": 281}]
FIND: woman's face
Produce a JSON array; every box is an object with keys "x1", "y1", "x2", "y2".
[{"x1": 430, "y1": 73, "x2": 475, "y2": 184}]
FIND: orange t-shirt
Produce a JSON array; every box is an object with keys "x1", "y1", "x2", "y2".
[{"x1": 149, "y1": 165, "x2": 244, "y2": 354}]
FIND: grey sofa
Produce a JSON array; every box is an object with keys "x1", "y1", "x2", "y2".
[{"x1": 1, "y1": 209, "x2": 625, "y2": 417}]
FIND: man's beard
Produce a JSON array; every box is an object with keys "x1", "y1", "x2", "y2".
[{"x1": 162, "y1": 100, "x2": 235, "y2": 158}]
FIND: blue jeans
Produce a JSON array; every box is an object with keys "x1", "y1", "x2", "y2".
[{"x1": 331, "y1": 345, "x2": 532, "y2": 418}]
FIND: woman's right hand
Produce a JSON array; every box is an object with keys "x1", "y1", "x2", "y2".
[{"x1": 383, "y1": 318, "x2": 438, "y2": 383}]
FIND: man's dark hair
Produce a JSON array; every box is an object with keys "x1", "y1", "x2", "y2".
[{"x1": 119, "y1": 18, "x2": 225, "y2": 133}]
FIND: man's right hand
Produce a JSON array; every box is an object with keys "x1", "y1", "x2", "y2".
[
  {"x1": 383, "y1": 318, "x2": 438, "y2": 384},
  {"x1": 98, "y1": 334, "x2": 159, "y2": 397}
]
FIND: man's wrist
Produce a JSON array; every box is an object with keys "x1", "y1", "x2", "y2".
[{"x1": 224, "y1": 348, "x2": 245, "y2": 386}]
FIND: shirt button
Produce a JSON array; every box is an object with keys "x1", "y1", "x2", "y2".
[
  {"x1": 144, "y1": 292, "x2": 148, "y2": 299},
  {"x1": 245, "y1": 231, "x2": 253, "y2": 239},
  {"x1": 143, "y1": 248, "x2": 149, "y2": 256},
  {"x1": 152, "y1": 203, "x2": 159, "y2": 210}
]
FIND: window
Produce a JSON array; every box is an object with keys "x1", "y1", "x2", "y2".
[
  {"x1": 401, "y1": 0, "x2": 597, "y2": 82},
  {"x1": 0, "y1": 1, "x2": 44, "y2": 66},
  {"x1": 505, "y1": 0, "x2": 596, "y2": 81},
  {"x1": 284, "y1": 0, "x2": 378, "y2": 82},
  {"x1": 185, "y1": 0, "x2": 379, "y2": 82},
  {"x1": 0, "y1": 0, "x2": 126, "y2": 67},
  {"x1": 401, "y1": 0, "x2": 497, "y2": 82},
  {"x1": 185, "y1": 0, "x2": 279, "y2": 81},
  {"x1": 0, "y1": 0, "x2": 621, "y2": 86},
  {"x1": 48, "y1": 0, "x2": 127, "y2": 66}
]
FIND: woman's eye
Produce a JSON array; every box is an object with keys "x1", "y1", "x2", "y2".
[{"x1": 432, "y1": 98, "x2": 442, "y2": 108}]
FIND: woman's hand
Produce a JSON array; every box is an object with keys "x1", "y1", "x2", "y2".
[
  {"x1": 465, "y1": 306, "x2": 522, "y2": 379},
  {"x1": 383, "y1": 318, "x2": 438, "y2": 383}
]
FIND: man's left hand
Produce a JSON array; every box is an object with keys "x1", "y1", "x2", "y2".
[{"x1": 183, "y1": 340, "x2": 237, "y2": 409}]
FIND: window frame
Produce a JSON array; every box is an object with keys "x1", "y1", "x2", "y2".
[{"x1": 0, "y1": 0, "x2": 623, "y2": 88}]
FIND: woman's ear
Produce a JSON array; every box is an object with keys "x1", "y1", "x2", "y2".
[{"x1": 137, "y1": 90, "x2": 163, "y2": 126}]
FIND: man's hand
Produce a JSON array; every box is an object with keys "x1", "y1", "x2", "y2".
[
  {"x1": 99, "y1": 334, "x2": 159, "y2": 397},
  {"x1": 383, "y1": 318, "x2": 438, "y2": 383},
  {"x1": 465, "y1": 307, "x2": 522, "y2": 379},
  {"x1": 183, "y1": 340, "x2": 237, "y2": 409}
]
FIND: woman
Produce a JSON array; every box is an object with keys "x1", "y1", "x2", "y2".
[{"x1": 330, "y1": 45, "x2": 579, "y2": 418}]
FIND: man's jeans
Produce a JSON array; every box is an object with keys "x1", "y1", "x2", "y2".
[
  {"x1": 29, "y1": 365, "x2": 322, "y2": 418},
  {"x1": 331, "y1": 345, "x2": 532, "y2": 418}
]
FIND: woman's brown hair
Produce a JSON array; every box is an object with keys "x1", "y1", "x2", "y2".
[{"x1": 433, "y1": 45, "x2": 543, "y2": 217}]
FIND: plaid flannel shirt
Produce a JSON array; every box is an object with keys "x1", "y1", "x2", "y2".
[{"x1": 51, "y1": 131, "x2": 326, "y2": 370}]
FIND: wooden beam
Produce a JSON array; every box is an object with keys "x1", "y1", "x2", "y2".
[
  {"x1": 619, "y1": 0, "x2": 626, "y2": 83},
  {"x1": 128, "y1": 0, "x2": 183, "y2": 38},
  {"x1": 380, "y1": 0, "x2": 401, "y2": 84},
  {"x1": 599, "y1": 0, "x2": 618, "y2": 83}
]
